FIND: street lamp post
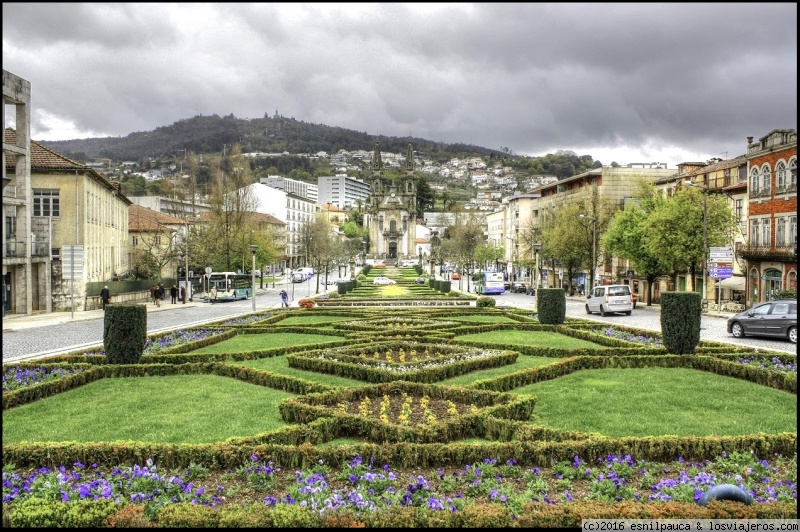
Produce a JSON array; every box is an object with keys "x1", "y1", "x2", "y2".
[
  {"x1": 183, "y1": 222, "x2": 190, "y2": 303},
  {"x1": 579, "y1": 214, "x2": 597, "y2": 289},
  {"x1": 532, "y1": 241, "x2": 542, "y2": 310},
  {"x1": 684, "y1": 181, "x2": 708, "y2": 308},
  {"x1": 249, "y1": 244, "x2": 258, "y2": 312}
]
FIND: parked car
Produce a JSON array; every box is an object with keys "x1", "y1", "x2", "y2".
[
  {"x1": 585, "y1": 284, "x2": 633, "y2": 316},
  {"x1": 503, "y1": 280, "x2": 511, "y2": 290},
  {"x1": 373, "y1": 276, "x2": 396, "y2": 285},
  {"x1": 510, "y1": 282, "x2": 527, "y2": 293},
  {"x1": 727, "y1": 300, "x2": 797, "y2": 344},
  {"x1": 451, "y1": 273, "x2": 461, "y2": 280},
  {"x1": 414, "y1": 276, "x2": 428, "y2": 284}
]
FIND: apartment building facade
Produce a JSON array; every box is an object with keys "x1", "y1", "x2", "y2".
[{"x1": 740, "y1": 129, "x2": 797, "y2": 303}]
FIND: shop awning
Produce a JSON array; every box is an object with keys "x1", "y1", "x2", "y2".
[{"x1": 715, "y1": 276, "x2": 746, "y2": 291}]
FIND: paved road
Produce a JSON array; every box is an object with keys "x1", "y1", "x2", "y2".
[
  {"x1": 2, "y1": 279, "x2": 334, "y2": 363},
  {"x1": 2, "y1": 280, "x2": 795, "y2": 363}
]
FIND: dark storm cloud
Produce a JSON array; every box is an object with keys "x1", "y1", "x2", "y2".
[{"x1": 3, "y1": 3, "x2": 796, "y2": 165}]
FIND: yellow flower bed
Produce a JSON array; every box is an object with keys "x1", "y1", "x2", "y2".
[{"x1": 379, "y1": 285, "x2": 410, "y2": 297}]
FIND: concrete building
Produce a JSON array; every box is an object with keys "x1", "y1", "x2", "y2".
[
  {"x1": 260, "y1": 175, "x2": 318, "y2": 203},
  {"x1": 128, "y1": 195, "x2": 211, "y2": 218},
  {"x1": 316, "y1": 174, "x2": 370, "y2": 211},
  {"x1": 3, "y1": 70, "x2": 35, "y2": 316}
]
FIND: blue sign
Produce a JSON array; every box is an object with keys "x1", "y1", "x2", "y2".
[{"x1": 307, "y1": 272, "x2": 313, "y2": 280}]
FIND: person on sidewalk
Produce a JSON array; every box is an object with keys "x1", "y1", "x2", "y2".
[
  {"x1": 210, "y1": 285, "x2": 218, "y2": 303},
  {"x1": 170, "y1": 284, "x2": 178, "y2": 304},
  {"x1": 151, "y1": 285, "x2": 159, "y2": 306},
  {"x1": 180, "y1": 285, "x2": 186, "y2": 304},
  {"x1": 100, "y1": 285, "x2": 110, "y2": 310},
  {"x1": 280, "y1": 289, "x2": 289, "y2": 308}
]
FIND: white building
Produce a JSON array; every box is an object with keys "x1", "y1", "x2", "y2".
[{"x1": 317, "y1": 174, "x2": 370, "y2": 210}]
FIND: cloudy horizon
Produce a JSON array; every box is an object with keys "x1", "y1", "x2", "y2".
[{"x1": 3, "y1": 3, "x2": 797, "y2": 166}]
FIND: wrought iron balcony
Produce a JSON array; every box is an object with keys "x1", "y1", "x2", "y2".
[{"x1": 738, "y1": 244, "x2": 795, "y2": 262}]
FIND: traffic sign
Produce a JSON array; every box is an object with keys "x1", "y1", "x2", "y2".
[{"x1": 626, "y1": 270, "x2": 635, "y2": 280}]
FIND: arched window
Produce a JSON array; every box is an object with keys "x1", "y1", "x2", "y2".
[
  {"x1": 750, "y1": 167, "x2": 760, "y2": 194},
  {"x1": 761, "y1": 165, "x2": 771, "y2": 194},
  {"x1": 787, "y1": 271, "x2": 797, "y2": 291},
  {"x1": 776, "y1": 162, "x2": 787, "y2": 190},
  {"x1": 791, "y1": 159, "x2": 797, "y2": 188}
]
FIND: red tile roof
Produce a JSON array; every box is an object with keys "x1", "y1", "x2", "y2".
[
  {"x1": 129, "y1": 204, "x2": 187, "y2": 232},
  {"x1": 5, "y1": 128, "x2": 132, "y2": 205}
]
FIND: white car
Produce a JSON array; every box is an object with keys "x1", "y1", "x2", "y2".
[
  {"x1": 373, "y1": 276, "x2": 396, "y2": 285},
  {"x1": 585, "y1": 284, "x2": 633, "y2": 316}
]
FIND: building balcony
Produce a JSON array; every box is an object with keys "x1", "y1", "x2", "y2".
[
  {"x1": 738, "y1": 245, "x2": 795, "y2": 262},
  {"x1": 5, "y1": 240, "x2": 25, "y2": 257}
]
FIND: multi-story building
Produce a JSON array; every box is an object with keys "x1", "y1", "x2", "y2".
[
  {"x1": 260, "y1": 175, "x2": 318, "y2": 203},
  {"x1": 532, "y1": 165, "x2": 673, "y2": 291},
  {"x1": 3, "y1": 70, "x2": 36, "y2": 316},
  {"x1": 4, "y1": 128, "x2": 132, "y2": 313},
  {"x1": 316, "y1": 174, "x2": 370, "y2": 211},
  {"x1": 654, "y1": 155, "x2": 749, "y2": 303},
  {"x1": 739, "y1": 129, "x2": 797, "y2": 303},
  {"x1": 128, "y1": 196, "x2": 211, "y2": 218}
]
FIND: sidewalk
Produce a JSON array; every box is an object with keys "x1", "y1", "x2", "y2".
[{"x1": 2, "y1": 298, "x2": 206, "y2": 332}]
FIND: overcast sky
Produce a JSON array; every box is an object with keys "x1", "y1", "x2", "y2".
[{"x1": 3, "y1": 3, "x2": 797, "y2": 166}]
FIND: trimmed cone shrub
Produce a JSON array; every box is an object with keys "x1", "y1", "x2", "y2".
[
  {"x1": 103, "y1": 303, "x2": 147, "y2": 364},
  {"x1": 660, "y1": 291, "x2": 701, "y2": 354},
  {"x1": 537, "y1": 288, "x2": 566, "y2": 324}
]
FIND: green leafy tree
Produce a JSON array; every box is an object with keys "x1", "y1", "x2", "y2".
[
  {"x1": 540, "y1": 203, "x2": 586, "y2": 293},
  {"x1": 603, "y1": 181, "x2": 670, "y2": 305},
  {"x1": 644, "y1": 185, "x2": 736, "y2": 292}
]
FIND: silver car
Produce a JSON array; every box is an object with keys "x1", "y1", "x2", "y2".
[
  {"x1": 585, "y1": 284, "x2": 633, "y2": 316},
  {"x1": 727, "y1": 300, "x2": 797, "y2": 344}
]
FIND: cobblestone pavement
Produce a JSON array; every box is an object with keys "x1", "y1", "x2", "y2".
[{"x1": 2, "y1": 286, "x2": 795, "y2": 363}]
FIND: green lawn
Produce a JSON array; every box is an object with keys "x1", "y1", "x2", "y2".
[
  {"x1": 228, "y1": 355, "x2": 367, "y2": 388},
  {"x1": 455, "y1": 330, "x2": 607, "y2": 349},
  {"x1": 275, "y1": 315, "x2": 356, "y2": 325},
  {"x1": 2, "y1": 375, "x2": 294, "y2": 444},
  {"x1": 439, "y1": 355, "x2": 558, "y2": 386},
  {"x1": 446, "y1": 315, "x2": 521, "y2": 323},
  {"x1": 517, "y1": 367, "x2": 797, "y2": 437},
  {"x1": 191, "y1": 332, "x2": 346, "y2": 354}
]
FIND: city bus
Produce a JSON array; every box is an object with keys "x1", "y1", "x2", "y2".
[
  {"x1": 474, "y1": 271, "x2": 506, "y2": 295},
  {"x1": 207, "y1": 271, "x2": 253, "y2": 302}
]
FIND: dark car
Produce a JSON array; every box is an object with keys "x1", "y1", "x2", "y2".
[
  {"x1": 510, "y1": 282, "x2": 527, "y2": 293},
  {"x1": 503, "y1": 280, "x2": 511, "y2": 290},
  {"x1": 525, "y1": 285, "x2": 536, "y2": 296},
  {"x1": 415, "y1": 276, "x2": 428, "y2": 284},
  {"x1": 727, "y1": 300, "x2": 797, "y2": 344}
]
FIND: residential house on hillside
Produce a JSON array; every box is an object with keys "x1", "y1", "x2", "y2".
[{"x1": 4, "y1": 128, "x2": 132, "y2": 314}]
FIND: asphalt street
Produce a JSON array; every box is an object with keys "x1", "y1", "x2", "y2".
[{"x1": 2, "y1": 279, "x2": 795, "y2": 364}]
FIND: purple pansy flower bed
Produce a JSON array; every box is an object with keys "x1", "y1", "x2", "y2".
[
  {"x1": 2, "y1": 365, "x2": 89, "y2": 393},
  {"x1": 3, "y1": 452, "x2": 795, "y2": 517}
]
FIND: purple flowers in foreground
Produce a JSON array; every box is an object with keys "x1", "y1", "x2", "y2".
[
  {"x1": 602, "y1": 327, "x2": 664, "y2": 346},
  {"x1": 3, "y1": 453, "x2": 796, "y2": 514},
  {"x1": 737, "y1": 356, "x2": 796, "y2": 373},
  {"x1": 2, "y1": 365, "x2": 88, "y2": 393}
]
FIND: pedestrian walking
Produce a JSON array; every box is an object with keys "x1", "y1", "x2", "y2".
[
  {"x1": 180, "y1": 285, "x2": 186, "y2": 304},
  {"x1": 210, "y1": 285, "x2": 218, "y2": 303},
  {"x1": 100, "y1": 285, "x2": 111, "y2": 310},
  {"x1": 158, "y1": 283, "x2": 165, "y2": 302},
  {"x1": 170, "y1": 284, "x2": 178, "y2": 304},
  {"x1": 280, "y1": 289, "x2": 289, "y2": 308},
  {"x1": 151, "y1": 285, "x2": 158, "y2": 306}
]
